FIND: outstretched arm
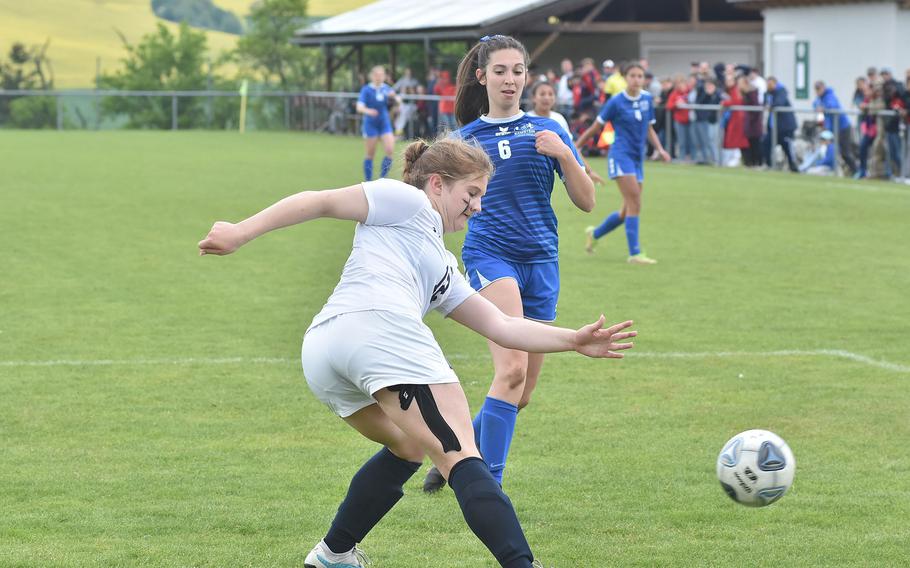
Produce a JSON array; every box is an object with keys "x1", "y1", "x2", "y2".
[
  {"x1": 574, "y1": 119, "x2": 603, "y2": 149},
  {"x1": 647, "y1": 124, "x2": 671, "y2": 162},
  {"x1": 198, "y1": 184, "x2": 368, "y2": 256},
  {"x1": 447, "y1": 294, "x2": 635, "y2": 358}
]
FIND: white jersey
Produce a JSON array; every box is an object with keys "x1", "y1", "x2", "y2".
[
  {"x1": 309, "y1": 178, "x2": 475, "y2": 330},
  {"x1": 527, "y1": 110, "x2": 572, "y2": 140}
]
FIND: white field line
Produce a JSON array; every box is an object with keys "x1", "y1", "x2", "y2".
[{"x1": 1, "y1": 349, "x2": 907, "y2": 373}]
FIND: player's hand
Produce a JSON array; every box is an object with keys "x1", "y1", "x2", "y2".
[
  {"x1": 198, "y1": 221, "x2": 247, "y2": 256},
  {"x1": 366, "y1": 108, "x2": 379, "y2": 117},
  {"x1": 588, "y1": 169, "x2": 606, "y2": 185},
  {"x1": 574, "y1": 316, "x2": 636, "y2": 358},
  {"x1": 658, "y1": 148, "x2": 671, "y2": 162},
  {"x1": 535, "y1": 130, "x2": 571, "y2": 159}
]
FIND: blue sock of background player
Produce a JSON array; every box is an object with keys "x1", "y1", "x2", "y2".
[
  {"x1": 625, "y1": 215, "x2": 641, "y2": 255},
  {"x1": 593, "y1": 210, "x2": 624, "y2": 239},
  {"x1": 363, "y1": 158, "x2": 373, "y2": 181},
  {"x1": 380, "y1": 156, "x2": 393, "y2": 177}
]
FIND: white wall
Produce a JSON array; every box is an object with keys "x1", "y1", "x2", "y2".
[
  {"x1": 763, "y1": 2, "x2": 910, "y2": 110},
  {"x1": 640, "y1": 31, "x2": 763, "y2": 81}
]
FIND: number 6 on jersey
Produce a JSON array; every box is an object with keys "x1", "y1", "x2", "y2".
[{"x1": 497, "y1": 139, "x2": 511, "y2": 160}]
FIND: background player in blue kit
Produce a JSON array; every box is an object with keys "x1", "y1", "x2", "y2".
[
  {"x1": 422, "y1": 35, "x2": 596, "y2": 492},
  {"x1": 356, "y1": 65, "x2": 397, "y2": 181},
  {"x1": 576, "y1": 62, "x2": 671, "y2": 264}
]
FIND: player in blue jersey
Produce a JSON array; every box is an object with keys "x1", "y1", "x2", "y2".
[
  {"x1": 575, "y1": 62, "x2": 671, "y2": 264},
  {"x1": 356, "y1": 65, "x2": 397, "y2": 181},
  {"x1": 422, "y1": 35, "x2": 596, "y2": 493}
]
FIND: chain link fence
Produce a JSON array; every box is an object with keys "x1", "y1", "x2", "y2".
[{"x1": 2, "y1": 89, "x2": 907, "y2": 180}]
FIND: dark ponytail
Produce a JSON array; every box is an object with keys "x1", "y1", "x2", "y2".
[{"x1": 455, "y1": 35, "x2": 529, "y2": 127}]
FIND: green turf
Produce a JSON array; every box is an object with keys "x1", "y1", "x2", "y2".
[{"x1": 2, "y1": 131, "x2": 909, "y2": 567}]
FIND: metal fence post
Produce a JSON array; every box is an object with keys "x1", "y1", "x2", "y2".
[
  {"x1": 832, "y1": 109, "x2": 841, "y2": 177},
  {"x1": 664, "y1": 106, "x2": 673, "y2": 160},
  {"x1": 172, "y1": 94, "x2": 178, "y2": 131},
  {"x1": 716, "y1": 106, "x2": 723, "y2": 167},
  {"x1": 56, "y1": 95, "x2": 63, "y2": 131},
  {"x1": 771, "y1": 108, "x2": 778, "y2": 170},
  {"x1": 285, "y1": 95, "x2": 290, "y2": 130}
]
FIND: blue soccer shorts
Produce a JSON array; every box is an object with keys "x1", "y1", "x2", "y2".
[
  {"x1": 362, "y1": 114, "x2": 393, "y2": 138},
  {"x1": 607, "y1": 152, "x2": 644, "y2": 183},
  {"x1": 462, "y1": 247, "x2": 559, "y2": 322}
]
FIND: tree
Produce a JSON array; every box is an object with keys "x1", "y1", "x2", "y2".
[
  {"x1": 235, "y1": 0, "x2": 313, "y2": 90},
  {"x1": 0, "y1": 40, "x2": 56, "y2": 128},
  {"x1": 98, "y1": 22, "x2": 237, "y2": 129}
]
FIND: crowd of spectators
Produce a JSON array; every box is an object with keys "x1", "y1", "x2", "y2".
[
  {"x1": 338, "y1": 59, "x2": 910, "y2": 183},
  {"x1": 534, "y1": 57, "x2": 910, "y2": 182}
]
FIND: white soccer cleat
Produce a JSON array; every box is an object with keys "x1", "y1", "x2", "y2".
[
  {"x1": 304, "y1": 540, "x2": 371, "y2": 568},
  {"x1": 584, "y1": 226, "x2": 597, "y2": 254}
]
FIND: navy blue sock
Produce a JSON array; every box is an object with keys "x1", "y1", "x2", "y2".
[
  {"x1": 593, "y1": 211, "x2": 624, "y2": 239},
  {"x1": 363, "y1": 158, "x2": 373, "y2": 181},
  {"x1": 477, "y1": 396, "x2": 518, "y2": 484},
  {"x1": 324, "y1": 447, "x2": 421, "y2": 554},
  {"x1": 625, "y1": 215, "x2": 641, "y2": 256},
  {"x1": 380, "y1": 156, "x2": 393, "y2": 177},
  {"x1": 449, "y1": 457, "x2": 534, "y2": 568}
]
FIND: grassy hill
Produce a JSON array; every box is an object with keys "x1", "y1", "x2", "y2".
[{"x1": 0, "y1": 0, "x2": 373, "y2": 88}]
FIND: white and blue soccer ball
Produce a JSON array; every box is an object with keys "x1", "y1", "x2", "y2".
[{"x1": 716, "y1": 429, "x2": 795, "y2": 507}]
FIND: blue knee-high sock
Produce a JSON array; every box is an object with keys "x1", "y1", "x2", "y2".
[
  {"x1": 477, "y1": 396, "x2": 518, "y2": 485},
  {"x1": 363, "y1": 158, "x2": 373, "y2": 181},
  {"x1": 593, "y1": 211, "x2": 624, "y2": 239},
  {"x1": 625, "y1": 215, "x2": 641, "y2": 256},
  {"x1": 324, "y1": 447, "x2": 421, "y2": 554},
  {"x1": 449, "y1": 457, "x2": 534, "y2": 568},
  {"x1": 380, "y1": 156, "x2": 393, "y2": 177},
  {"x1": 472, "y1": 408, "x2": 483, "y2": 449}
]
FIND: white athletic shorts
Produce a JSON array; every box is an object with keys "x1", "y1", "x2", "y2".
[{"x1": 302, "y1": 310, "x2": 459, "y2": 418}]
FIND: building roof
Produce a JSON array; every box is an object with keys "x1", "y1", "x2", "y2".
[{"x1": 293, "y1": 0, "x2": 596, "y2": 44}]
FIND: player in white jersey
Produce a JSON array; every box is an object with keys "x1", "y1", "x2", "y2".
[{"x1": 198, "y1": 137, "x2": 636, "y2": 568}]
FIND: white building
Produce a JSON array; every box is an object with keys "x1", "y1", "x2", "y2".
[{"x1": 733, "y1": 0, "x2": 910, "y2": 109}]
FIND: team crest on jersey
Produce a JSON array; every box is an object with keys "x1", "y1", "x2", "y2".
[
  {"x1": 513, "y1": 122, "x2": 536, "y2": 137},
  {"x1": 641, "y1": 101, "x2": 650, "y2": 111}
]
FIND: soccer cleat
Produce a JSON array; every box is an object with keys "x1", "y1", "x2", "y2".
[
  {"x1": 584, "y1": 226, "x2": 597, "y2": 254},
  {"x1": 422, "y1": 465, "x2": 447, "y2": 493},
  {"x1": 627, "y1": 253, "x2": 657, "y2": 265},
  {"x1": 304, "y1": 541, "x2": 371, "y2": 568}
]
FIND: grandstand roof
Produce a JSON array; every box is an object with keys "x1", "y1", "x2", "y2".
[{"x1": 293, "y1": 0, "x2": 597, "y2": 45}]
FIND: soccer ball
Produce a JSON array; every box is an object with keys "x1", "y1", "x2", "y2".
[{"x1": 716, "y1": 429, "x2": 795, "y2": 507}]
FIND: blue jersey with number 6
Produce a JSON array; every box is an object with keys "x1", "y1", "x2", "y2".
[{"x1": 458, "y1": 112, "x2": 584, "y2": 263}]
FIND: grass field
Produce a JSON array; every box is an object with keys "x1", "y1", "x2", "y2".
[{"x1": 2, "y1": 130, "x2": 909, "y2": 567}]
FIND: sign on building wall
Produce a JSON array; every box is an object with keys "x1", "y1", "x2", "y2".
[{"x1": 795, "y1": 41, "x2": 809, "y2": 99}]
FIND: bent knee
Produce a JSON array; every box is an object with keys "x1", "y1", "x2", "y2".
[
  {"x1": 495, "y1": 362, "x2": 529, "y2": 392},
  {"x1": 387, "y1": 438, "x2": 425, "y2": 464}
]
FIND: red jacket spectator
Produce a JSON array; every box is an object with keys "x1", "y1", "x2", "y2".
[
  {"x1": 434, "y1": 71, "x2": 456, "y2": 115},
  {"x1": 667, "y1": 87, "x2": 690, "y2": 124},
  {"x1": 722, "y1": 83, "x2": 749, "y2": 149}
]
